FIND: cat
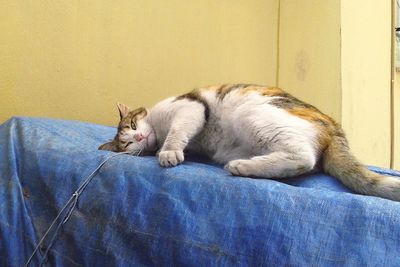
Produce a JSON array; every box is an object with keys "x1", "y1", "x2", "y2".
[{"x1": 99, "y1": 84, "x2": 400, "y2": 201}]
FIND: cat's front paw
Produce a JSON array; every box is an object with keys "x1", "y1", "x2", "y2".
[
  {"x1": 158, "y1": 150, "x2": 184, "y2": 167},
  {"x1": 224, "y1": 159, "x2": 254, "y2": 177}
]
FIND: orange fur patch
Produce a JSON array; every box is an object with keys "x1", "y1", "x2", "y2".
[
  {"x1": 287, "y1": 107, "x2": 335, "y2": 151},
  {"x1": 236, "y1": 86, "x2": 286, "y2": 97}
]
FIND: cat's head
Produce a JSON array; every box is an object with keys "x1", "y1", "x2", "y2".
[{"x1": 98, "y1": 103, "x2": 157, "y2": 154}]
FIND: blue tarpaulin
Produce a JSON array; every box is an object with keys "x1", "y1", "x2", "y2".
[{"x1": 1, "y1": 117, "x2": 400, "y2": 266}]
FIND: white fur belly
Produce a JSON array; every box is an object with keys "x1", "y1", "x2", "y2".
[
  {"x1": 189, "y1": 115, "x2": 255, "y2": 164},
  {"x1": 192, "y1": 92, "x2": 319, "y2": 164}
]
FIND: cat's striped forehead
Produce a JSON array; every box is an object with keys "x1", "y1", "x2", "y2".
[{"x1": 118, "y1": 107, "x2": 147, "y2": 128}]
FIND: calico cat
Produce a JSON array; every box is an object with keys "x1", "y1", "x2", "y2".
[{"x1": 99, "y1": 84, "x2": 400, "y2": 201}]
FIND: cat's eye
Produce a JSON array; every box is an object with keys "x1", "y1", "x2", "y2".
[{"x1": 131, "y1": 121, "x2": 137, "y2": 130}]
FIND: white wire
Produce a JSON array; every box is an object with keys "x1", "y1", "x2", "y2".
[{"x1": 24, "y1": 151, "x2": 134, "y2": 267}]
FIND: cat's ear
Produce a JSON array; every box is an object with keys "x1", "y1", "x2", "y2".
[
  {"x1": 116, "y1": 102, "x2": 130, "y2": 119},
  {"x1": 98, "y1": 140, "x2": 119, "y2": 152}
]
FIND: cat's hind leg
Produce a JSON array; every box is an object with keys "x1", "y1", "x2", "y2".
[{"x1": 224, "y1": 150, "x2": 316, "y2": 179}]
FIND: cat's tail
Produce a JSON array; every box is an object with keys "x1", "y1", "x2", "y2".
[{"x1": 322, "y1": 131, "x2": 400, "y2": 201}]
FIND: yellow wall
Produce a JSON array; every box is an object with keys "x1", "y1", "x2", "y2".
[
  {"x1": 341, "y1": 0, "x2": 392, "y2": 168},
  {"x1": 393, "y1": 1, "x2": 400, "y2": 170},
  {"x1": 278, "y1": 0, "x2": 392, "y2": 167},
  {"x1": 1, "y1": 0, "x2": 396, "y2": 168},
  {"x1": 278, "y1": 0, "x2": 341, "y2": 121},
  {"x1": 0, "y1": 0, "x2": 278, "y2": 125},
  {"x1": 394, "y1": 72, "x2": 400, "y2": 169}
]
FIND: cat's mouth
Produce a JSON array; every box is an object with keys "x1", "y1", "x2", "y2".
[{"x1": 125, "y1": 142, "x2": 133, "y2": 148}]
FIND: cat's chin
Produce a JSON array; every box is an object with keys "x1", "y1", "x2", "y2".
[{"x1": 145, "y1": 131, "x2": 157, "y2": 152}]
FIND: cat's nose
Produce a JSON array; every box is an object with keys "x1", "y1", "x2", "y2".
[{"x1": 134, "y1": 133, "x2": 144, "y2": 141}]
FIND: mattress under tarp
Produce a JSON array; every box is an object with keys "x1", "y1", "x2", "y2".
[{"x1": 1, "y1": 117, "x2": 400, "y2": 266}]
